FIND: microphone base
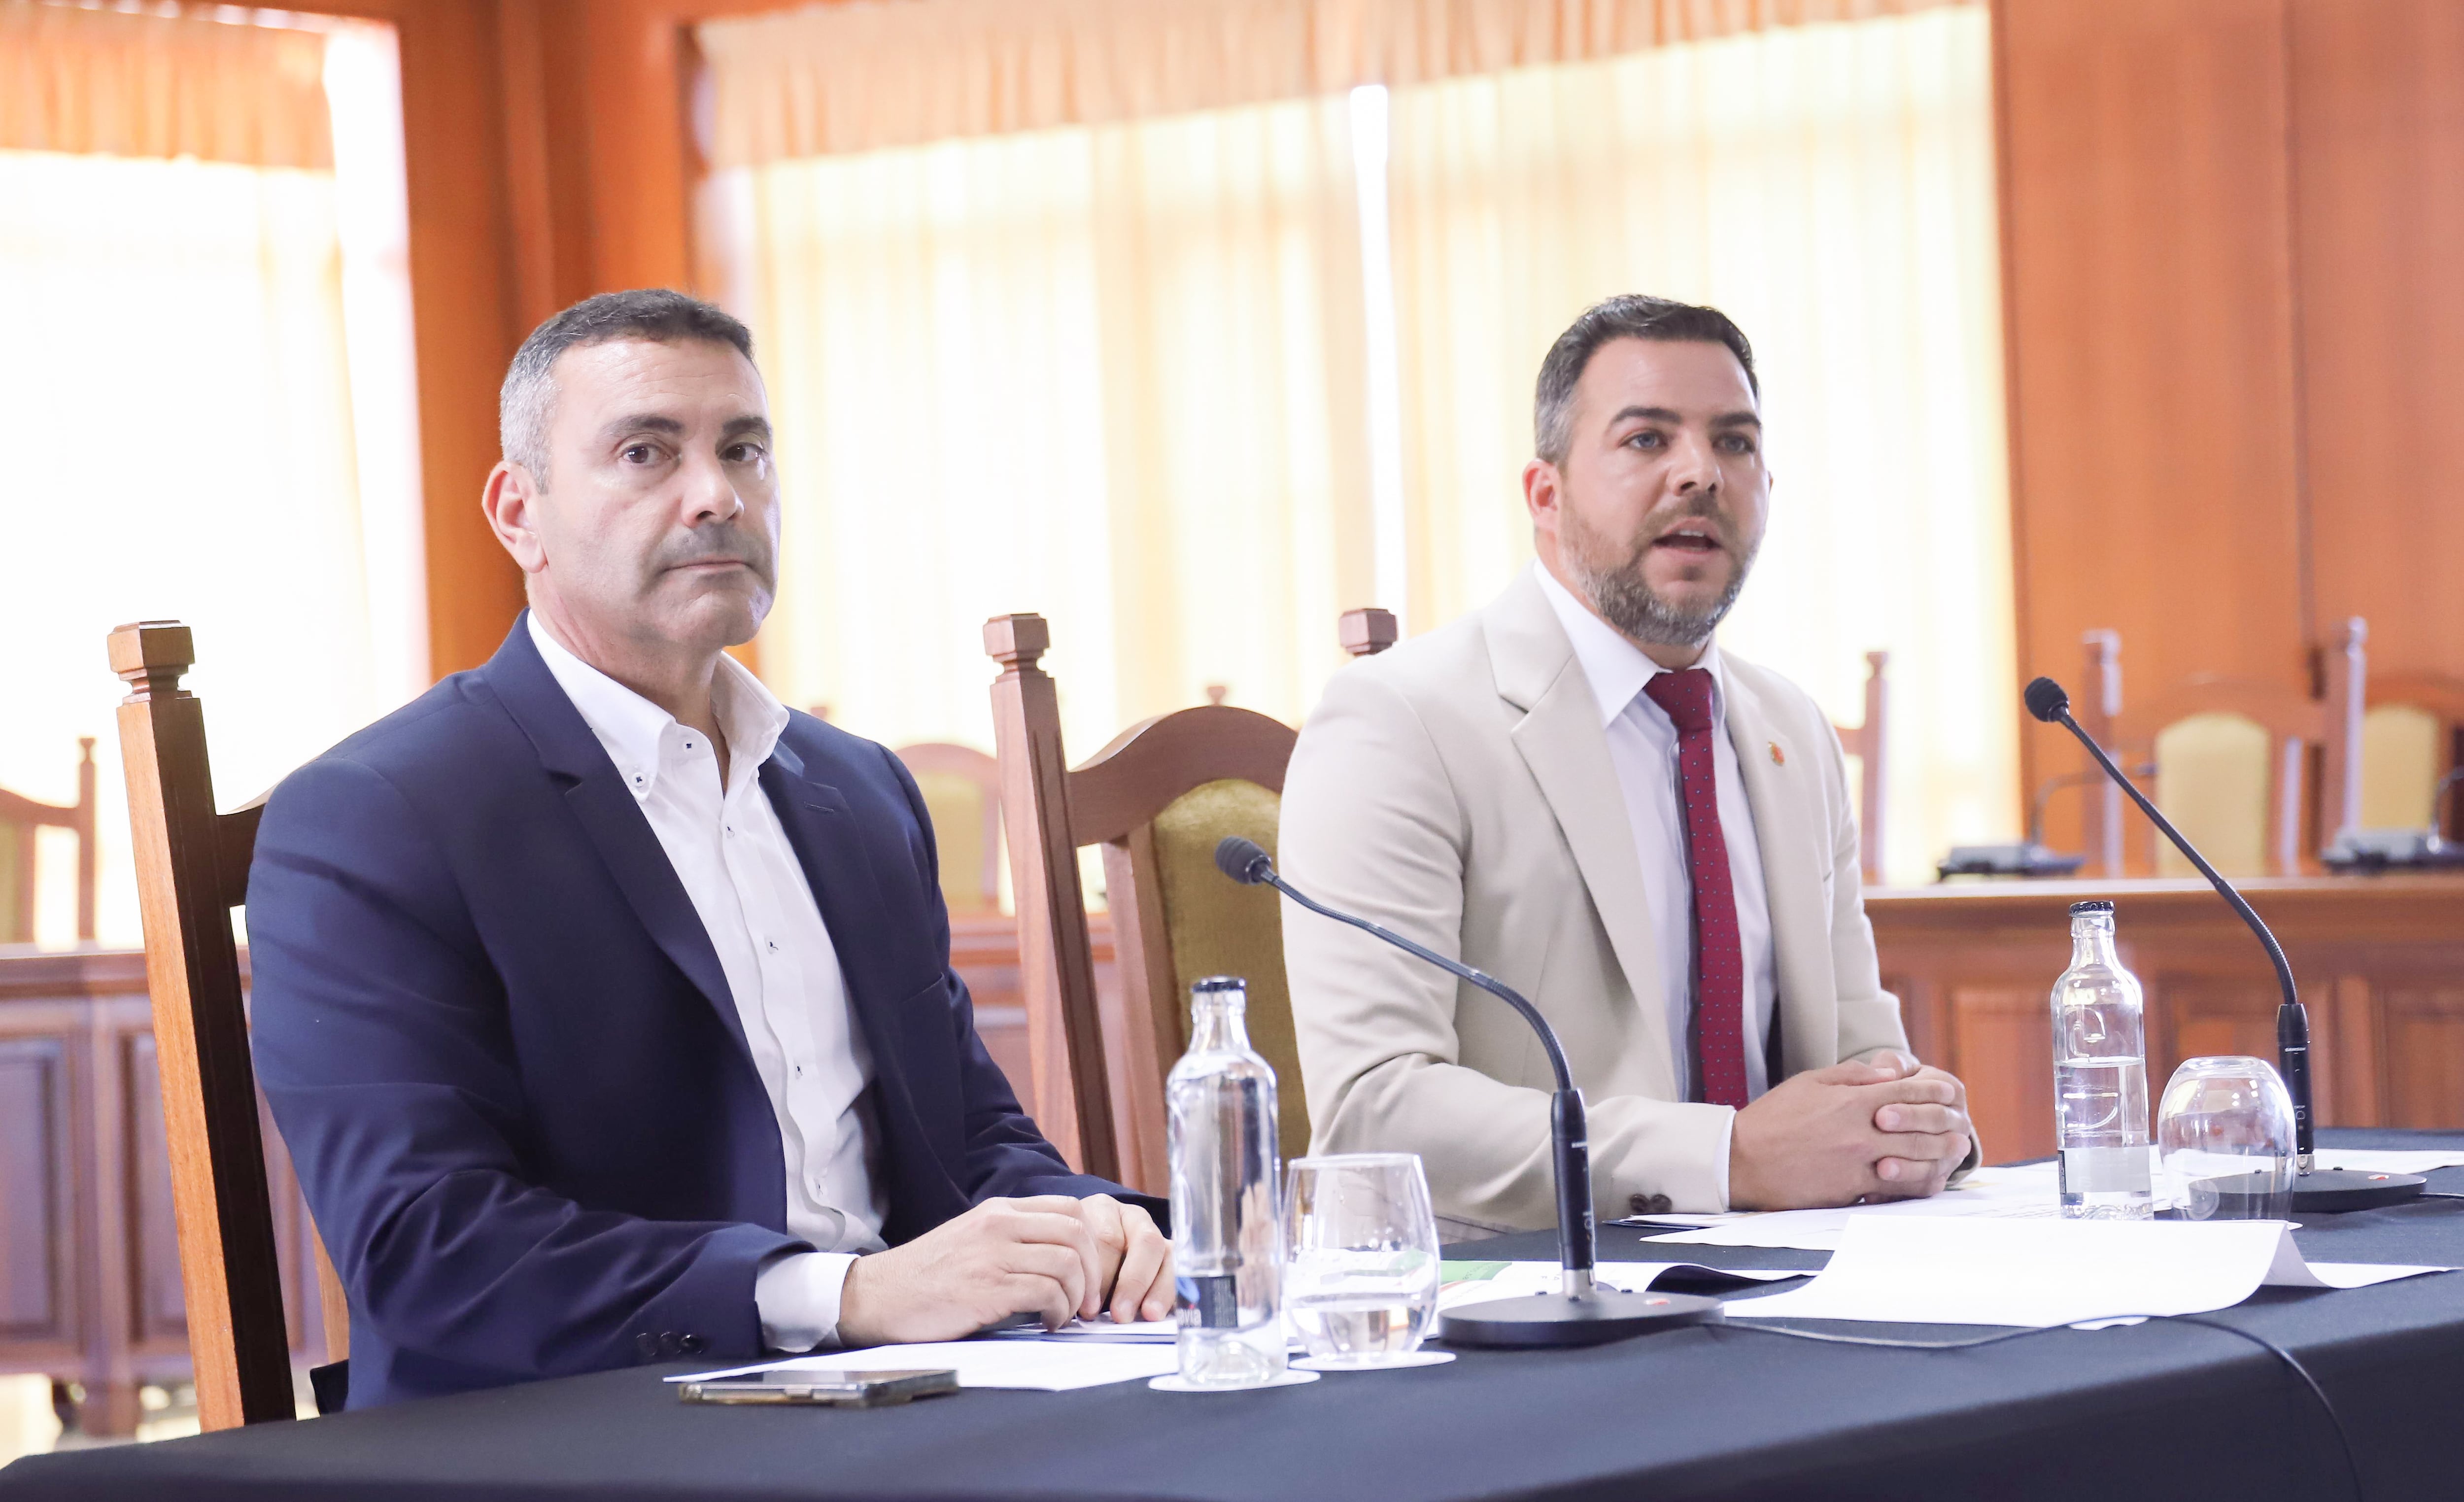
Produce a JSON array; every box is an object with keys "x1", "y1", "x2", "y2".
[
  {"x1": 2290, "y1": 1169, "x2": 2427, "y2": 1214},
  {"x1": 1437, "y1": 1289, "x2": 1725, "y2": 1349}
]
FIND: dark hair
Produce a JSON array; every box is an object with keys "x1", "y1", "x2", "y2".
[
  {"x1": 1533, "y1": 295, "x2": 1758, "y2": 466},
  {"x1": 498, "y1": 289, "x2": 756, "y2": 481}
]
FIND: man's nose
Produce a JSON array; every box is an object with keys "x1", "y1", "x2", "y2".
[
  {"x1": 1669, "y1": 431, "x2": 1722, "y2": 494},
  {"x1": 678, "y1": 450, "x2": 745, "y2": 524}
]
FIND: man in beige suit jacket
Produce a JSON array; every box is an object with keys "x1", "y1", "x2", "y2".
[{"x1": 1281, "y1": 295, "x2": 1975, "y2": 1234}]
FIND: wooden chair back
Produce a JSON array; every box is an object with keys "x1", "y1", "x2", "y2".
[
  {"x1": 893, "y1": 743, "x2": 1004, "y2": 915},
  {"x1": 987, "y1": 610, "x2": 1398, "y2": 1195},
  {"x1": 108, "y1": 620, "x2": 347, "y2": 1430},
  {"x1": 1827, "y1": 651, "x2": 1889, "y2": 884},
  {"x1": 2364, "y1": 668, "x2": 2464, "y2": 840},
  {"x1": 2076, "y1": 620, "x2": 2362, "y2": 876},
  {"x1": 0, "y1": 738, "x2": 99, "y2": 944}
]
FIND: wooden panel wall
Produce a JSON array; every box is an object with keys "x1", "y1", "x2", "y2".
[
  {"x1": 2293, "y1": 0, "x2": 2464, "y2": 683},
  {"x1": 1997, "y1": 0, "x2": 2464, "y2": 856}
]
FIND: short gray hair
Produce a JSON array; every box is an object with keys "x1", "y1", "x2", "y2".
[
  {"x1": 1533, "y1": 295, "x2": 1758, "y2": 467},
  {"x1": 499, "y1": 289, "x2": 755, "y2": 484}
]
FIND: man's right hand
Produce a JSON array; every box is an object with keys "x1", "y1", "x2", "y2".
[
  {"x1": 1726, "y1": 1060, "x2": 1972, "y2": 1210},
  {"x1": 835, "y1": 1196, "x2": 1104, "y2": 1347}
]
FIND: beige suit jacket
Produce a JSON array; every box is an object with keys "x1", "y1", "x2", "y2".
[{"x1": 1280, "y1": 570, "x2": 1911, "y2": 1231}]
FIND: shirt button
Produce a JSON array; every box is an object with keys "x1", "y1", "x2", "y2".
[
  {"x1": 792, "y1": 1064, "x2": 804, "y2": 1078},
  {"x1": 767, "y1": 939, "x2": 779, "y2": 952}
]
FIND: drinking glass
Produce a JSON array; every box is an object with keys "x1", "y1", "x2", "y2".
[
  {"x1": 1282, "y1": 1153, "x2": 1441, "y2": 1367},
  {"x1": 2156, "y1": 1056, "x2": 2297, "y2": 1221}
]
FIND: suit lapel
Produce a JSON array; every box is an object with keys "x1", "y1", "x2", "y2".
[
  {"x1": 1486, "y1": 574, "x2": 1676, "y2": 1097},
  {"x1": 480, "y1": 614, "x2": 751, "y2": 1060},
  {"x1": 1722, "y1": 667, "x2": 1830, "y2": 1077}
]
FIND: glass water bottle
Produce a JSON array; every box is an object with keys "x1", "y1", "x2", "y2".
[
  {"x1": 1167, "y1": 976, "x2": 1286, "y2": 1387},
  {"x1": 2051, "y1": 900, "x2": 2154, "y2": 1219}
]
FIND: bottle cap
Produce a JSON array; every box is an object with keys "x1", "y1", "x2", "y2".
[
  {"x1": 2069, "y1": 899, "x2": 2115, "y2": 916},
  {"x1": 1191, "y1": 975, "x2": 1247, "y2": 994}
]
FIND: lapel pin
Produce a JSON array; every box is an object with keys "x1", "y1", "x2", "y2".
[{"x1": 1769, "y1": 742, "x2": 1785, "y2": 766}]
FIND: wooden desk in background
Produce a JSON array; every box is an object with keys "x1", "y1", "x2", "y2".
[{"x1": 1870, "y1": 875, "x2": 2464, "y2": 1161}]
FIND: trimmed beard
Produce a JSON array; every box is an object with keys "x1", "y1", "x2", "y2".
[{"x1": 1561, "y1": 500, "x2": 1757, "y2": 650}]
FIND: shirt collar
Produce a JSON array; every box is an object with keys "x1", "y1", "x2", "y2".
[
  {"x1": 526, "y1": 611, "x2": 790, "y2": 799},
  {"x1": 1530, "y1": 561, "x2": 1728, "y2": 729}
]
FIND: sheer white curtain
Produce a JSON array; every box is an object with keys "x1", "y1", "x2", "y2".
[
  {"x1": 1384, "y1": 5, "x2": 2014, "y2": 881},
  {"x1": 704, "y1": 95, "x2": 1373, "y2": 759},
  {"x1": 0, "y1": 11, "x2": 420, "y2": 947}
]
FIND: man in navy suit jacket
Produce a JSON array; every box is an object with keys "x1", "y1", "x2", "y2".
[{"x1": 248, "y1": 290, "x2": 1170, "y2": 1409}]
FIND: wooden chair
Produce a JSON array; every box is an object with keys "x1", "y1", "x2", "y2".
[
  {"x1": 892, "y1": 743, "x2": 1004, "y2": 915},
  {"x1": 985, "y1": 609, "x2": 1395, "y2": 1195},
  {"x1": 2073, "y1": 621, "x2": 2362, "y2": 877},
  {"x1": 108, "y1": 620, "x2": 347, "y2": 1430},
  {"x1": 0, "y1": 738, "x2": 98, "y2": 944},
  {"x1": 2363, "y1": 667, "x2": 2464, "y2": 840},
  {"x1": 1828, "y1": 651, "x2": 1889, "y2": 885}
]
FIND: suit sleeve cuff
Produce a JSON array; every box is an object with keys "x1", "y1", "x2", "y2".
[{"x1": 754, "y1": 1250, "x2": 858, "y2": 1353}]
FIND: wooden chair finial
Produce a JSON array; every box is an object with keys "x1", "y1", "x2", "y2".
[
  {"x1": 1339, "y1": 607, "x2": 1399, "y2": 658},
  {"x1": 984, "y1": 614, "x2": 1051, "y2": 669},
  {"x1": 109, "y1": 620, "x2": 196, "y2": 699}
]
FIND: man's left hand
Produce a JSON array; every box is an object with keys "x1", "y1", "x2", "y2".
[
  {"x1": 1073, "y1": 1194, "x2": 1174, "y2": 1324},
  {"x1": 1863, "y1": 1051, "x2": 1975, "y2": 1199}
]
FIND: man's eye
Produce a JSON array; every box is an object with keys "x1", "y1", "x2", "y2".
[
  {"x1": 622, "y1": 444, "x2": 658, "y2": 464},
  {"x1": 725, "y1": 443, "x2": 766, "y2": 464},
  {"x1": 1717, "y1": 434, "x2": 1756, "y2": 454},
  {"x1": 1627, "y1": 430, "x2": 1665, "y2": 449}
]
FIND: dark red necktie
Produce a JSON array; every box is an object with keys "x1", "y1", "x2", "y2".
[{"x1": 1642, "y1": 668, "x2": 1749, "y2": 1109}]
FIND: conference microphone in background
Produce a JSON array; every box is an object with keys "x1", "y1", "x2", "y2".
[
  {"x1": 2022, "y1": 677, "x2": 2425, "y2": 1213},
  {"x1": 1212, "y1": 836, "x2": 1722, "y2": 1348}
]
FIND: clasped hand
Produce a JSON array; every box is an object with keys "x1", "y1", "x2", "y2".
[
  {"x1": 1728, "y1": 1050, "x2": 1974, "y2": 1210},
  {"x1": 836, "y1": 1194, "x2": 1173, "y2": 1347}
]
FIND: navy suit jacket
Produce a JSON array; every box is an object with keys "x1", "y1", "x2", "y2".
[{"x1": 248, "y1": 616, "x2": 1145, "y2": 1408}]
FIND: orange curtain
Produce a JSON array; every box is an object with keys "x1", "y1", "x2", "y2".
[
  {"x1": 700, "y1": 0, "x2": 1975, "y2": 165},
  {"x1": 0, "y1": 1, "x2": 331, "y2": 167}
]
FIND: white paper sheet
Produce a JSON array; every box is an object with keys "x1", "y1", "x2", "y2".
[
  {"x1": 1722, "y1": 1216, "x2": 2451, "y2": 1327},
  {"x1": 667, "y1": 1339, "x2": 1178, "y2": 1390},
  {"x1": 1436, "y1": 1260, "x2": 1799, "y2": 1310}
]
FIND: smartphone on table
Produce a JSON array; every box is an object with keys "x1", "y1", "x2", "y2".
[{"x1": 677, "y1": 1368, "x2": 959, "y2": 1406}]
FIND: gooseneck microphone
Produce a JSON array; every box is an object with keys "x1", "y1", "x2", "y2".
[
  {"x1": 1214, "y1": 836, "x2": 1721, "y2": 1347},
  {"x1": 2023, "y1": 678, "x2": 2423, "y2": 1213}
]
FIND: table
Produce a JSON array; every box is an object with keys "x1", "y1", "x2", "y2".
[{"x1": 7, "y1": 1128, "x2": 2464, "y2": 1502}]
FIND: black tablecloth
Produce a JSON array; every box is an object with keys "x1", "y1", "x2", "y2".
[{"x1": 9, "y1": 1128, "x2": 2464, "y2": 1502}]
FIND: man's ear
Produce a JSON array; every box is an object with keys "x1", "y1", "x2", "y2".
[
  {"x1": 481, "y1": 461, "x2": 551, "y2": 576},
  {"x1": 1523, "y1": 457, "x2": 1568, "y2": 555}
]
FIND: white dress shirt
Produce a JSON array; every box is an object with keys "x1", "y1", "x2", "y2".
[
  {"x1": 1533, "y1": 567, "x2": 1778, "y2": 1189},
  {"x1": 529, "y1": 614, "x2": 882, "y2": 1352}
]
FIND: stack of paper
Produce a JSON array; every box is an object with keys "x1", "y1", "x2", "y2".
[{"x1": 1724, "y1": 1216, "x2": 2450, "y2": 1327}]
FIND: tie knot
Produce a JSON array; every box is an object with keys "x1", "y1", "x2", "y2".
[{"x1": 1643, "y1": 667, "x2": 1718, "y2": 733}]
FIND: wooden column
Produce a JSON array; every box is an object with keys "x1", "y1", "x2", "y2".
[
  {"x1": 2079, "y1": 630, "x2": 2124, "y2": 876},
  {"x1": 983, "y1": 615, "x2": 1119, "y2": 1181},
  {"x1": 106, "y1": 622, "x2": 293, "y2": 1431},
  {"x1": 2319, "y1": 616, "x2": 2366, "y2": 846}
]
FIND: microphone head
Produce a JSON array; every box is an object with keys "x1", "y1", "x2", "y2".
[
  {"x1": 2023, "y1": 677, "x2": 2072, "y2": 724},
  {"x1": 1214, "y1": 835, "x2": 1273, "y2": 885}
]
